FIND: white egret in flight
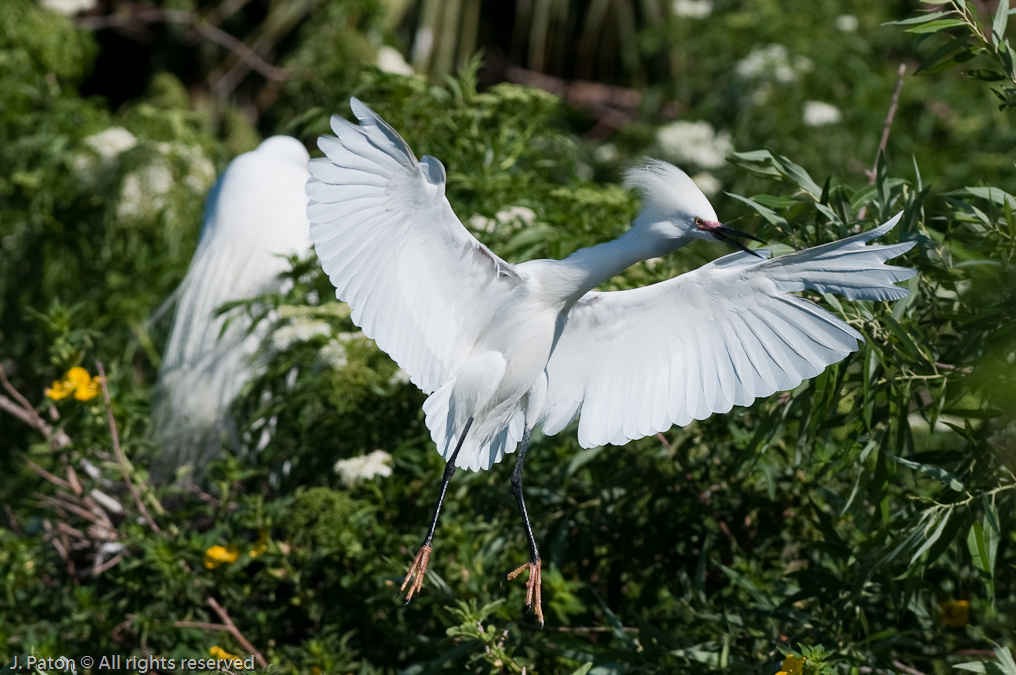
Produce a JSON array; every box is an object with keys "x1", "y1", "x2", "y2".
[
  {"x1": 306, "y1": 99, "x2": 916, "y2": 625},
  {"x1": 153, "y1": 136, "x2": 312, "y2": 480}
]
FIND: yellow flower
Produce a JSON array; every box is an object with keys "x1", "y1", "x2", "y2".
[
  {"x1": 249, "y1": 529, "x2": 269, "y2": 558},
  {"x1": 938, "y1": 599, "x2": 970, "y2": 627},
  {"x1": 208, "y1": 645, "x2": 240, "y2": 660},
  {"x1": 203, "y1": 544, "x2": 239, "y2": 569},
  {"x1": 779, "y1": 655, "x2": 805, "y2": 675},
  {"x1": 45, "y1": 367, "x2": 102, "y2": 402}
]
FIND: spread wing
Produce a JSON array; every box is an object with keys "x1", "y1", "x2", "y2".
[
  {"x1": 540, "y1": 213, "x2": 916, "y2": 447},
  {"x1": 306, "y1": 98, "x2": 521, "y2": 394}
]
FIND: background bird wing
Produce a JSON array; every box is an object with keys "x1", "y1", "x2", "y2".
[
  {"x1": 307, "y1": 98, "x2": 521, "y2": 394},
  {"x1": 540, "y1": 214, "x2": 916, "y2": 448}
]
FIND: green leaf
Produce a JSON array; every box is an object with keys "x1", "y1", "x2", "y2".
[
  {"x1": 725, "y1": 192, "x2": 790, "y2": 228},
  {"x1": 966, "y1": 186, "x2": 1016, "y2": 209},
  {"x1": 906, "y1": 18, "x2": 968, "y2": 33},
  {"x1": 965, "y1": 68, "x2": 1008, "y2": 81},
  {"x1": 885, "y1": 11, "x2": 952, "y2": 26},
  {"x1": 776, "y1": 154, "x2": 823, "y2": 199},
  {"x1": 993, "y1": 0, "x2": 1010, "y2": 46},
  {"x1": 568, "y1": 664, "x2": 594, "y2": 675},
  {"x1": 910, "y1": 508, "x2": 952, "y2": 565},
  {"x1": 886, "y1": 453, "x2": 964, "y2": 491}
]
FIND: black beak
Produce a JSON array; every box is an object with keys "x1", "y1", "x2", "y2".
[{"x1": 712, "y1": 225, "x2": 766, "y2": 258}]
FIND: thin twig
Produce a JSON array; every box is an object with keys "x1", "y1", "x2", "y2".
[
  {"x1": 544, "y1": 625, "x2": 639, "y2": 633},
  {"x1": 0, "y1": 393, "x2": 43, "y2": 430},
  {"x1": 34, "y1": 493, "x2": 101, "y2": 525},
  {"x1": 183, "y1": 597, "x2": 268, "y2": 668},
  {"x1": 95, "y1": 361, "x2": 162, "y2": 534},
  {"x1": 92, "y1": 552, "x2": 124, "y2": 577},
  {"x1": 76, "y1": 8, "x2": 288, "y2": 81},
  {"x1": 871, "y1": 64, "x2": 908, "y2": 184},
  {"x1": 3, "y1": 504, "x2": 24, "y2": 537},
  {"x1": 0, "y1": 363, "x2": 72, "y2": 449},
  {"x1": 26, "y1": 459, "x2": 74, "y2": 491},
  {"x1": 891, "y1": 660, "x2": 927, "y2": 675},
  {"x1": 859, "y1": 63, "x2": 906, "y2": 219}
]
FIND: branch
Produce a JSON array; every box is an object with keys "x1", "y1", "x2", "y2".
[
  {"x1": 175, "y1": 598, "x2": 268, "y2": 669},
  {"x1": 0, "y1": 363, "x2": 71, "y2": 449},
  {"x1": 76, "y1": 8, "x2": 288, "y2": 82},
  {"x1": 95, "y1": 361, "x2": 162, "y2": 534},
  {"x1": 858, "y1": 63, "x2": 906, "y2": 219}
]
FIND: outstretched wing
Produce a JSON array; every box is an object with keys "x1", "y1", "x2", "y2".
[
  {"x1": 540, "y1": 214, "x2": 916, "y2": 447},
  {"x1": 307, "y1": 98, "x2": 521, "y2": 394}
]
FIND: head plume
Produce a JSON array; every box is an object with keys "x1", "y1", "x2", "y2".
[{"x1": 623, "y1": 159, "x2": 717, "y2": 223}]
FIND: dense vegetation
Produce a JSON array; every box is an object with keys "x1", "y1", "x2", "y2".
[{"x1": 1, "y1": 0, "x2": 1014, "y2": 673}]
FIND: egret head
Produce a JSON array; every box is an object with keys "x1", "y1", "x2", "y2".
[{"x1": 625, "y1": 160, "x2": 763, "y2": 256}]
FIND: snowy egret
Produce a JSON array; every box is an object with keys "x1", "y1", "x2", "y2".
[
  {"x1": 306, "y1": 99, "x2": 916, "y2": 624},
  {"x1": 153, "y1": 136, "x2": 312, "y2": 480}
]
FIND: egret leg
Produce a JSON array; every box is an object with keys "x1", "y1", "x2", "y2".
[
  {"x1": 507, "y1": 425, "x2": 544, "y2": 627},
  {"x1": 400, "y1": 417, "x2": 473, "y2": 602}
]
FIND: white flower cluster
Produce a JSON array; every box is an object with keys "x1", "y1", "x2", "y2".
[
  {"x1": 656, "y1": 120, "x2": 733, "y2": 169},
  {"x1": 691, "y1": 172, "x2": 722, "y2": 197},
  {"x1": 735, "y1": 44, "x2": 813, "y2": 84},
  {"x1": 376, "y1": 46, "x2": 414, "y2": 76},
  {"x1": 802, "y1": 100, "x2": 842, "y2": 127},
  {"x1": 334, "y1": 449, "x2": 393, "y2": 485},
  {"x1": 116, "y1": 142, "x2": 216, "y2": 221},
  {"x1": 671, "y1": 0, "x2": 712, "y2": 19},
  {"x1": 468, "y1": 206, "x2": 536, "y2": 234},
  {"x1": 272, "y1": 318, "x2": 332, "y2": 350},
  {"x1": 835, "y1": 14, "x2": 859, "y2": 32},
  {"x1": 41, "y1": 0, "x2": 96, "y2": 15}
]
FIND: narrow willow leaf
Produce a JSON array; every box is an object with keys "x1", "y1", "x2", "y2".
[
  {"x1": 725, "y1": 192, "x2": 790, "y2": 228},
  {"x1": 910, "y1": 509, "x2": 950, "y2": 565},
  {"x1": 993, "y1": 0, "x2": 1010, "y2": 46},
  {"x1": 907, "y1": 18, "x2": 968, "y2": 33},
  {"x1": 885, "y1": 11, "x2": 952, "y2": 26},
  {"x1": 886, "y1": 452, "x2": 964, "y2": 491},
  {"x1": 776, "y1": 154, "x2": 822, "y2": 199}
]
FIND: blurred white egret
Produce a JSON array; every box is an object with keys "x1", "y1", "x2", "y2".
[
  {"x1": 306, "y1": 99, "x2": 916, "y2": 624},
  {"x1": 152, "y1": 136, "x2": 312, "y2": 480}
]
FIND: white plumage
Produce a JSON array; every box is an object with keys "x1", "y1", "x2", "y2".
[
  {"x1": 152, "y1": 136, "x2": 312, "y2": 478},
  {"x1": 307, "y1": 100, "x2": 915, "y2": 472},
  {"x1": 306, "y1": 99, "x2": 916, "y2": 619}
]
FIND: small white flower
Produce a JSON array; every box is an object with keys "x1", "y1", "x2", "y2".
[
  {"x1": 835, "y1": 14, "x2": 859, "y2": 33},
  {"x1": 735, "y1": 44, "x2": 812, "y2": 84},
  {"x1": 671, "y1": 0, "x2": 712, "y2": 19},
  {"x1": 469, "y1": 206, "x2": 535, "y2": 234},
  {"x1": 377, "y1": 46, "x2": 414, "y2": 76},
  {"x1": 117, "y1": 160, "x2": 174, "y2": 219},
  {"x1": 85, "y1": 127, "x2": 138, "y2": 158},
  {"x1": 803, "y1": 100, "x2": 842, "y2": 127},
  {"x1": 389, "y1": 368, "x2": 411, "y2": 386},
  {"x1": 656, "y1": 120, "x2": 733, "y2": 169},
  {"x1": 334, "y1": 450, "x2": 394, "y2": 485},
  {"x1": 594, "y1": 143, "x2": 620, "y2": 164},
  {"x1": 318, "y1": 342, "x2": 348, "y2": 369},
  {"x1": 272, "y1": 319, "x2": 331, "y2": 350},
  {"x1": 691, "y1": 172, "x2": 721, "y2": 197},
  {"x1": 41, "y1": 0, "x2": 96, "y2": 15}
]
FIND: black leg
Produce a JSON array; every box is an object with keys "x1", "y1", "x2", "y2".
[
  {"x1": 507, "y1": 424, "x2": 545, "y2": 627},
  {"x1": 400, "y1": 417, "x2": 473, "y2": 602}
]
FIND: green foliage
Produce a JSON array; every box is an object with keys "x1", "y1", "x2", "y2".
[{"x1": 2, "y1": 2, "x2": 1016, "y2": 675}]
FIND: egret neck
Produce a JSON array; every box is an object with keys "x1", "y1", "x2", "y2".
[{"x1": 550, "y1": 216, "x2": 690, "y2": 307}]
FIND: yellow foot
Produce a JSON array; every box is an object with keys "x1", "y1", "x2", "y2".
[
  {"x1": 400, "y1": 544, "x2": 432, "y2": 602},
  {"x1": 507, "y1": 559, "x2": 544, "y2": 627}
]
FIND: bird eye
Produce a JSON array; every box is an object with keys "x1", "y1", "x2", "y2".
[{"x1": 694, "y1": 217, "x2": 703, "y2": 226}]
